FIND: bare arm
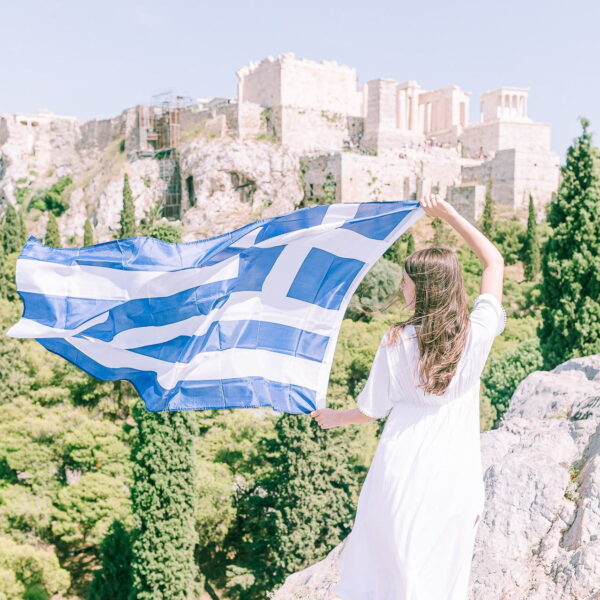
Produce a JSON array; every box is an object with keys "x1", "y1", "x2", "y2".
[
  {"x1": 420, "y1": 193, "x2": 504, "y2": 302},
  {"x1": 310, "y1": 407, "x2": 375, "y2": 429}
]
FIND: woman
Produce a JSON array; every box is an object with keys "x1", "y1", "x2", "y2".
[{"x1": 310, "y1": 193, "x2": 506, "y2": 599}]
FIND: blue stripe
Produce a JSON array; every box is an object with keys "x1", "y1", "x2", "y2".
[
  {"x1": 287, "y1": 248, "x2": 365, "y2": 310},
  {"x1": 23, "y1": 246, "x2": 285, "y2": 333},
  {"x1": 254, "y1": 205, "x2": 329, "y2": 243},
  {"x1": 21, "y1": 292, "x2": 123, "y2": 329},
  {"x1": 341, "y1": 201, "x2": 419, "y2": 240},
  {"x1": 36, "y1": 338, "x2": 316, "y2": 413},
  {"x1": 128, "y1": 320, "x2": 329, "y2": 363},
  {"x1": 19, "y1": 202, "x2": 420, "y2": 270},
  {"x1": 19, "y1": 218, "x2": 265, "y2": 270}
]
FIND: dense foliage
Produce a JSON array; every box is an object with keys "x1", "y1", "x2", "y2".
[
  {"x1": 129, "y1": 401, "x2": 198, "y2": 600},
  {"x1": 538, "y1": 117, "x2": 600, "y2": 368},
  {"x1": 27, "y1": 176, "x2": 73, "y2": 217}
]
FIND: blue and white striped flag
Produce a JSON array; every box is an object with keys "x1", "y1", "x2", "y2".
[{"x1": 6, "y1": 201, "x2": 424, "y2": 414}]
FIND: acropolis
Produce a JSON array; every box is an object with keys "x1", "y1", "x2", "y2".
[{"x1": 0, "y1": 52, "x2": 560, "y2": 242}]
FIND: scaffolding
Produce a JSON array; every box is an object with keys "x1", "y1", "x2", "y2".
[{"x1": 137, "y1": 90, "x2": 194, "y2": 220}]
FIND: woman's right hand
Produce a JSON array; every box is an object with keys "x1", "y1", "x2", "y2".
[
  {"x1": 419, "y1": 193, "x2": 457, "y2": 220},
  {"x1": 310, "y1": 408, "x2": 343, "y2": 429}
]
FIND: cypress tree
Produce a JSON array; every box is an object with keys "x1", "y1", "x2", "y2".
[
  {"x1": 538, "y1": 117, "x2": 600, "y2": 368},
  {"x1": 481, "y1": 184, "x2": 494, "y2": 238},
  {"x1": 230, "y1": 414, "x2": 357, "y2": 597},
  {"x1": 431, "y1": 216, "x2": 456, "y2": 246},
  {"x1": 129, "y1": 400, "x2": 198, "y2": 600},
  {"x1": 17, "y1": 208, "x2": 26, "y2": 246},
  {"x1": 523, "y1": 194, "x2": 541, "y2": 281},
  {"x1": 89, "y1": 520, "x2": 133, "y2": 600},
  {"x1": 405, "y1": 232, "x2": 415, "y2": 255},
  {"x1": 119, "y1": 173, "x2": 137, "y2": 239},
  {"x1": 383, "y1": 237, "x2": 403, "y2": 265},
  {"x1": 2, "y1": 204, "x2": 21, "y2": 254},
  {"x1": 84, "y1": 218, "x2": 95, "y2": 246},
  {"x1": 128, "y1": 219, "x2": 198, "y2": 600},
  {"x1": 44, "y1": 212, "x2": 62, "y2": 247}
]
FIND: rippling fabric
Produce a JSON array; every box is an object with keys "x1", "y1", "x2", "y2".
[{"x1": 6, "y1": 201, "x2": 424, "y2": 413}]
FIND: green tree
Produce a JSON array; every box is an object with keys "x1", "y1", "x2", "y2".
[
  {"x1": 481, "y1": 184, "x2": 494, "y2": 238},
  {"x1": 44, "y1": 212, "x2": 62, "y2": 247},
  {"x1": 538, "y1": 117, "x2": 600, "y2": 368},
  {"x1": 0, "y1": 535, "x2": 70, "y2": 599},
  {"x1": 347, "y1": 258, "x2": 403, "y2": 321},
  {"x1": 17, "y1": 209, "x2": 27, "y2": 247},
  {"x1": 27, "y1": 176, "x2": 72, "y2": 216},
  {"x1": 89, "y1": 520, "x2": 133, "y2": 600},
  {"x1": 431, "y1": 216, "x2": 457, "y2": 245},
  {"x1": 482, "y1": 338, "x2": 544, "y2": 427},
  {"x1": 119, "y1": 174, "x2": 137, "y2": 239},
  {"x1": 492, "y1": 217, "x2": 527, "y2": 266},
  {"x1": 523, "y1": 194, "x2": 541, "y2": 281},
  {"x1": 129, "y1": 400, "x2": 198, "y2": 600},
  {"x1": 383, "y1": 237, "x2": 404, "y2": 265},
  {"x1": 83, "y1": 218, "x2": 95, "y2": 246},
  {"x1": 147, "y1": 222, "x2": 182, "y2": 243},
  {"x1": 406, "y1": 232, "x2": 415, "y2": 255},
  {"x1": 2, "y1": 204, "x2": 22, "y2": 254},
  {"x1": 126, "y1": 218, "x2": 198, "y2": 600},
  {"x1": 227, "y1": 414, "x2": 357, "y2": 598}
]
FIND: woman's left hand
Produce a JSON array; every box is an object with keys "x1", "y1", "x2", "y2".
[{"x1": 310, "y1": 408, "x2": 343, "y2": 429}]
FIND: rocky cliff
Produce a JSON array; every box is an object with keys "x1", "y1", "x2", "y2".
[
  {"x1": 0, "y1": 109, "x2": 304, "y2": 244},
  {"x1": 271, "y1": 354, "x2": 600, "y2": 600}
]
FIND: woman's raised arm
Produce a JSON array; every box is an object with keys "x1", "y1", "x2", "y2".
[{"x1": 419, "y1": 194, "x2": 504, "y2": 303}]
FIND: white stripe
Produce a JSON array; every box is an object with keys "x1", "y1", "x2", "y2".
[
  {"x1": 67, "y1": 336, "x2": 320, "y2": 391},
  {"x1": 322, "y1": 203, "x2": 360, "y2": 225},
  {"x1": 5, "y1": 312, "x2": 110, "y2": 339},
  {"x1": 254, "y1": 224, "x2": 388, "y2": 259},
  {"x1": 7, "y1": 213, "x2": 414, "y2": 341},
  {"x1": 15, "y1": 256, "x2": 239, "y2": 300},
  {"x1": 16, "y1": 208, "x2": 407, "y2": 301},
  {"x1": 230, "y1": 227, "x2": 262, "y2": 248}
]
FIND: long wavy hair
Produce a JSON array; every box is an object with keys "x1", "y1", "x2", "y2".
[{"x1": 387, "y1": 246, "x2": 470, "y2": 396}]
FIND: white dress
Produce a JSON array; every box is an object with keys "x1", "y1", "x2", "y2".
[{"x1": 334, "y1": 293, "x2": 507, "y2": 600}]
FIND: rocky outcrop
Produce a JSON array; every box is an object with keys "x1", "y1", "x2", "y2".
[
  {"x1": 178, "y1": 137, "x2": 303, "y2": 239},
  {"x1": 271, "y1": 354, "x2": 600, "y2": 600},
  {"x1": 0, "y1": 109, "x2": 305, "y2": 244}
]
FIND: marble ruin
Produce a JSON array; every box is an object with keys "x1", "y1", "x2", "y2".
[
  {"x1": 0, "y1": 53, "x2": 561, "y2": 241},
  {"x1": 232, "y1": 53, "x2": 559, "y2": 217}
]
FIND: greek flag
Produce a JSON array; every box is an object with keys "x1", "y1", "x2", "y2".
[{"x1": 6, "y1": 201, "x2": 423, "y2": 414}]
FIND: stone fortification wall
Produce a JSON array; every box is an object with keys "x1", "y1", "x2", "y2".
[
  {"x1": 462, "y1": 148, "x2": 560, "y2": 209},
  {"x1": 461, "y1": 120, "x2": 552, "y2": 157}
]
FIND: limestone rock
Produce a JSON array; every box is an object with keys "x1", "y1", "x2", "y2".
[
  {"x1": 271, "y1": 354, "x2": 600, "y2": 600},
  {"x1": 0, "y1": 110, "x2": 304, "y2": 245}
]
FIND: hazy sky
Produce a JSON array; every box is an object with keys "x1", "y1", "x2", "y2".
[{"x1": 2, "y1": 0, "x2": 598, "y2": 162}]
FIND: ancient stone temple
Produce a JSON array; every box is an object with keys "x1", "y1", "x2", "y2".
[
  {"x1": 0, "y1": 53, "x2": 560, "y2": 243},
  {"x1": 232, "y1": 53, "x2": 559, "y2": 215}
]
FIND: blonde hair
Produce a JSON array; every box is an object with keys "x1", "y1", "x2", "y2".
[{"x1": 387, "y1": 246, "x2": 470, "y2": 395}]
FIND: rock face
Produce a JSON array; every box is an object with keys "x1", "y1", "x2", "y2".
[
  {"x1": 271, "y1": 354, "x2": 600, "y2": 600},
  {"x1": 0, "y1": 109, "x2": 305, "y2": 244}
]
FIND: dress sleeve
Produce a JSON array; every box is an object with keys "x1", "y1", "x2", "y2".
[
  {"x1": 470, "y1": 293, "x2": 507, "y2": 340},
  {"x1": 357, "y1": 333, "x2": 394, "y2": 419}
]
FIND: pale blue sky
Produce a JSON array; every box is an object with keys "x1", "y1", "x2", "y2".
[{"x1": 2, "y1": 0, "x2": 598, "y2": 162}]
